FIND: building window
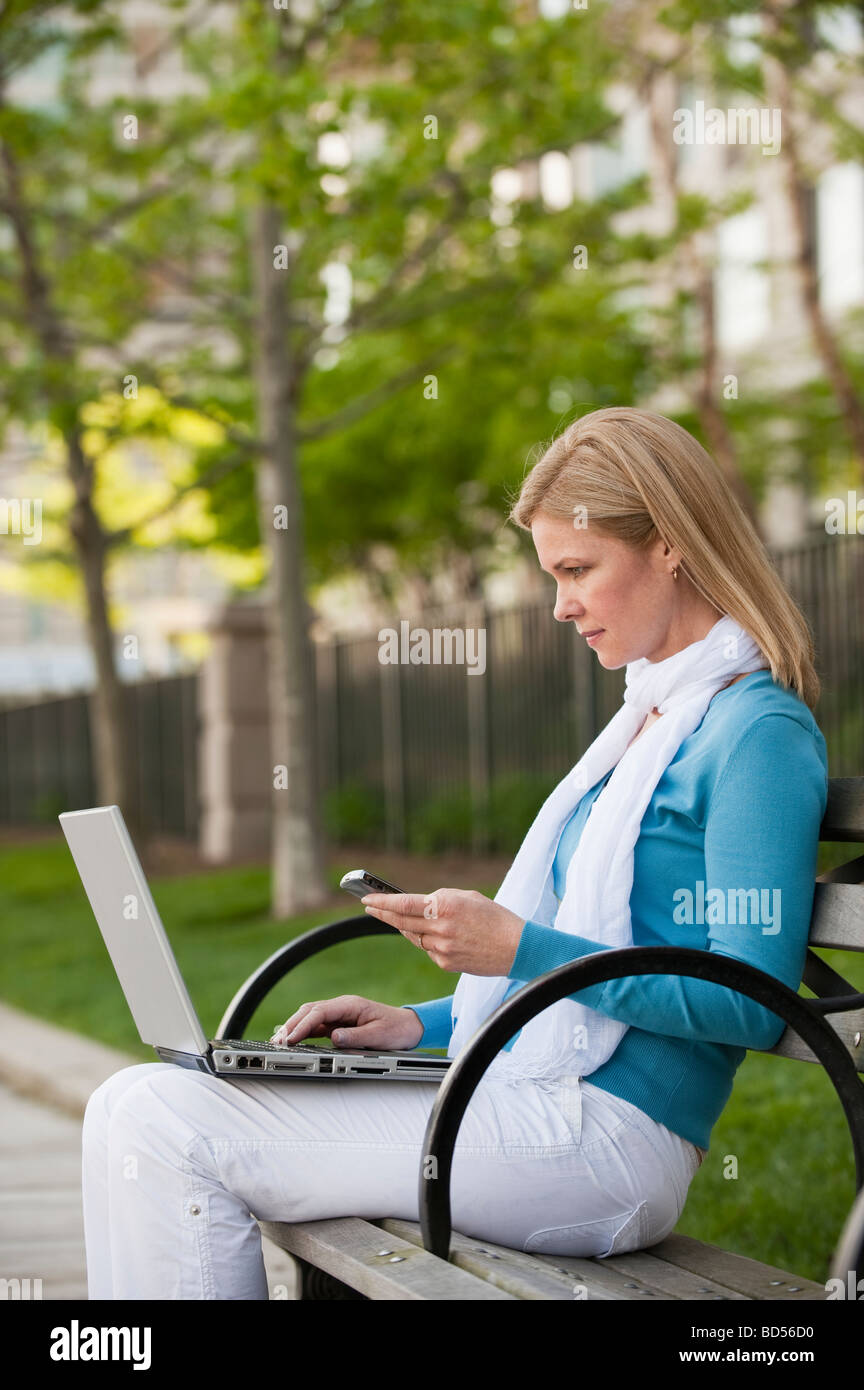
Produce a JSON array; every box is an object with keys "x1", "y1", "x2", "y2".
[
  {"x1": 814, "y1": 4, "x2": 863, "y2": 51},
  {"x1": 539, "y1": 151, "x2": 573, "y2": 210},
  {"x1": 714, "y1": 207, "x2": 770, "y2": 350},
  {"x1": 674, "y1": 79, "x2": 701, "y2": 174},
  {"x1": 816, "y1": 163, "x2": 864, "y2": 313},
  {"x1": 724, "y1": 11, "x2": 762, "y2": 66},
  {"x1": 588, "y1": 102, "x2": 648, "y2": 198}
]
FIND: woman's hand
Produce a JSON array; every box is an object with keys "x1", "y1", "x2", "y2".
[
  {"x1": 270, "y1": 996, "x2": 424, "y2": 1051},
  {"x1": 360, "y1": 887, "x2": 525, "y2": 976}
]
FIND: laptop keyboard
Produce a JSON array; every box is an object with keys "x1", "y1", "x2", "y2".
[{"x1": 215, "y1": 1039, "x2": 339, "y2": 1053}]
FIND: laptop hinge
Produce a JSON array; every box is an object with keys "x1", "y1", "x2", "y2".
[{"x1": 154, "y1": 1046, "x2": 212, "y2": 1072}]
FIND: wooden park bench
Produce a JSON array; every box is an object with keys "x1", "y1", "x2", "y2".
[{"x1": 218, "y1": 777, "x2": 864, "y2": 1300}]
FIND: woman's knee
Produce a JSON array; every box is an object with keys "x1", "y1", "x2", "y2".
[
  {"x1": 83, "y1": 1063, "x2": 178, "y2": 1139},
  {"x1": 106, "y1": 1065, "x2": 225, "y2": 1144}
]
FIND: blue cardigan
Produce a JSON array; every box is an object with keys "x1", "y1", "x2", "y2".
[{"x1": 400, "y1": 670, "x2": 828, "y2": 1151}]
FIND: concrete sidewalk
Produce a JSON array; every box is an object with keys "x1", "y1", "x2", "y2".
[{"x1": 0, "y1": 1002, "x2": 299, "y2": 1299}]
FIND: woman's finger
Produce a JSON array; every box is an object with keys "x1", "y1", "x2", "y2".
[
  {"x1": 361, "y1": 892, "x2": 428, "y2": 919},
  {"x1": 280, "y1": 1007, "x2": 331, "y2": 1042},
  {"x1": 271, "y1": 997, "x2": 355, "y2": 1043},
  {"x1": 270, "y1": 1001, "x2": 319, "y2": 1042},
  {"x1": 366, "y1": 908, "x2": 437, "y2": 950}
]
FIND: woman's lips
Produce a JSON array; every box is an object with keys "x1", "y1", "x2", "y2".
[{"x1": 585, "y1": 629, "x2": 604, "y2": 645}]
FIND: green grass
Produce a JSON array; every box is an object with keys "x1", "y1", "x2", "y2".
[
  {"x1": 0, "y1": 833, "x2": 861, "y2": 1286},
  {"x1": 0, "y1": 837, "x2": 451, "y2": 1055}
]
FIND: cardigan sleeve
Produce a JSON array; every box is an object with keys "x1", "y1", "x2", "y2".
[
  {"x1": 398, "y1": 997, "x2": 454, "y2": 1049},
  {"x1": 507, "y1": 713, "x2": 828, "y2": 1052}
]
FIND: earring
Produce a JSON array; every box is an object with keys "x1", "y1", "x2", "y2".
[{"x1": 671, "y1": 567, "x2": 678, "y2": 580}]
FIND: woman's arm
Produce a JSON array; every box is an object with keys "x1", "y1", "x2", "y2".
[
  {"x1": 507, "y1": 713, "x2": 828, "y2": 1051},
  {"x1": 398, "y1": 997, "x2": 455, "y2": 1049}
]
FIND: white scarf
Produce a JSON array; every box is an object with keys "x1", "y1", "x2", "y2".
[{"x1": 448, "y1": 614, "x2": 769, "y2": 1085}]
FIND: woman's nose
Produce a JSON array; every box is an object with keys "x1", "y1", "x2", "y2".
[{"x1": 553, "y1": 593, "x2": 581, "y2": 624}]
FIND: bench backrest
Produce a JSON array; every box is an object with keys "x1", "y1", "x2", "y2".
[{"x1": 765, "y1": 777, "x2": 864, "y2": 1068}]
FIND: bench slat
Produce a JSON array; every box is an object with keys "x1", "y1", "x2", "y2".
[
  {"x1": 555, "y1": 1247, "x2": 751, "y2": 1300},
  {"x1": 257, "y1": 1217, "x2": 514, "y2": 1300},
  {"x1": 809, "y1": 882, "x2": 864, "y2": 949},
  {"x1": 764, "y1": 1016, "x2": 864, "y2": 1067},
  {"x1": 635, "y1": 1232, "x2": 827, "y2": 1299},
  {"x1": 374, "y1": 1217, "x2": 639, "y2": 1300}
]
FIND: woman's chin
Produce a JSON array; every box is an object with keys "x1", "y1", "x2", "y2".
[{"x1": 594, "y1": 643, "x2": 625, "y2": 670}]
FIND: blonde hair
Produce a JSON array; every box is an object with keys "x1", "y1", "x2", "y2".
[{"x1": 508, "y1": 406, "x2": 820, "y2": 709}]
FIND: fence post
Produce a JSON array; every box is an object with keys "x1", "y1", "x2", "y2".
[
  {"x1": 466, "y1": 598, "x2": 491, "y2": 855},
  {"x1": 198, "y1": 599, "x2": 271, "y2": 862},
  {"x1": 380, "y1": 651, "x2": 406, "y2": 849},
  {"x1": 315, "y1": 636, "x2": 340, "y2": 834}
]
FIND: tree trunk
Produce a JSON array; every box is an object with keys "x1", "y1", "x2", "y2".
[
  {"x1": 762, "y1": 4, "x2": 864, "y2": 471},
  {"x1": 446, "y1": 549, "x2": 484, "y2": 602},
  {"x1": 645, "y1": 70, "x2": 765, "y2": 537},
  {"x1": 250, "y1": 200, "x2": 329, "y2": 917},
  {"x1": 0, "y1": 136, "x2": 141, "y2": 842},
  {"x1": 66, "y1": 429, "x2": 142, "y2": 841}
]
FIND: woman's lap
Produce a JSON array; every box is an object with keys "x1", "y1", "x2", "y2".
[{"x1": 83, "y1": 1061, "x2": 700, "y2": 1296}]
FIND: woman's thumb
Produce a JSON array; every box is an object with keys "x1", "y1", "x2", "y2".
[{"x1": 331, "y1": 1029, "x2": 354, "y2": 1046}]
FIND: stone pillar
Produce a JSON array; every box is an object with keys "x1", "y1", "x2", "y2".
[{"x1": 198, "y1": 599, "x2": 272, "y2": 863}]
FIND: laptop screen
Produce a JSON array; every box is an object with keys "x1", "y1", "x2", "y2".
[{"x1": 59, "y1": 806, "x2": 209, "y2": 1056}]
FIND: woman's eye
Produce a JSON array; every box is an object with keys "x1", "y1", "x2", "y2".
[{"x1": 567, "y1": 566, "x2": 586, "y2": 577}]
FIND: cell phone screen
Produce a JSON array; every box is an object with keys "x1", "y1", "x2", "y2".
[
  {"x1": 340, "y1": 869, "x2": 406, "y2": 897},
  {"x1": 359, "y1": 871, "x2": 403, "y2": 894}
]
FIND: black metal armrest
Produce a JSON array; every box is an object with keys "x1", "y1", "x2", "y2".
[
  {"x1": 216, "y1": 915, "x2": 400, "y2": 1039},
  {"x1": 417, "y1": 944, "x2": 864, "y2": 1266}
]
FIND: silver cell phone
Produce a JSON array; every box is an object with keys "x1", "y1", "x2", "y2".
[{"x1": 340, "y1": 868, "x2": 406, "y2": 899}]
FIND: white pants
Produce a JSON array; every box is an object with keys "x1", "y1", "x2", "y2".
[{"x1": 81, "y1": 1061, "x2": 705, "y2": 1300}]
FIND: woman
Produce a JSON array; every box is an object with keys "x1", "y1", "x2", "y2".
[{"x1": 81, "y1": 406, "x2": 828, "y2": 1298}]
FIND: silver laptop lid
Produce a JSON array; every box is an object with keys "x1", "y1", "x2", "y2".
[{"x1": 59, "y1": 806, "x2": 208, "y2": 1056}]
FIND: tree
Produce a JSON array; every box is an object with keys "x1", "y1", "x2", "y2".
[
  {"x1": 0, "y1": 1, "x2": 251, "y2": 846},
  {"x1": 4, "y1": 0, "x2": 756, "y2": 916},
  {"x1": 0, "y1": 2, "x2": 146, "y2": 837},
  {"x1": 134, "y1": 0, "x2": 669, "y2": 914},
  {"x1": 760, "y1": 0, "x2": 864, "y2": 470}
]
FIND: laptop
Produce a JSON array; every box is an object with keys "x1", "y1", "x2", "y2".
[{"x1": 58, "y1": 806, "x2": 452, "y2": 1084}]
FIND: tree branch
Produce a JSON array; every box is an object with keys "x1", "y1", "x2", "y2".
[
  {"x1": 296, "y1": 344, "x2": 456, "y2": 443},
  {"x1": 105, "y1": 446, "x2": 253, "y2": 548}
]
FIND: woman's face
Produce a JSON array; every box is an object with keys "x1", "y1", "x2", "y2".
[{"x1": 530, "y1": 511, "x2": 717, "y2": 668}]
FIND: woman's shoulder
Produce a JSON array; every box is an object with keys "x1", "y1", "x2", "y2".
[
  {"x1": 708, "y1": 669, "x2": 824, "y2": 744},
  {"x1": 701, "y1": 668, "x2": 828, "y2": 790}
]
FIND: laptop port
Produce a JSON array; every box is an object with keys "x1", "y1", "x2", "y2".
[
  {"x1": 249, "y1": 1057, "x2": 264, "y2": 1068},
  {"x1": 318, "y1": 1058, "x2": 333, "y2": 1073},
  {"x1": 236, "y1": 1056, "x2": 247, "y2": 1068},
  {"x1": 395, "y1": 1058, "x2": 450, "y2": 1070},
  {"x1": 349, "y1": 1065, "x2": 388, "y2": 1074}
]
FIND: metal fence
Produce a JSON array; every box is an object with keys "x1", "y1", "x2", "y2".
[
  {"x1": 315, "y1": 532, "x2": 864, "y2": 853},
  {"x1": 1, "y1": 531, "x2": 862, "y2": 852},
  {"x1": 0, "y1": 674, "x2": 199, "y2": 839}
]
